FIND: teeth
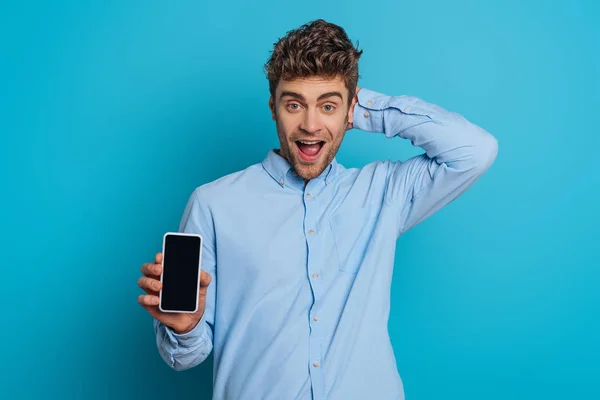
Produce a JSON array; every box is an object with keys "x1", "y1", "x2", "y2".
[{"x1": 299, "y1": 140, "x2": 320, "y2": 145}]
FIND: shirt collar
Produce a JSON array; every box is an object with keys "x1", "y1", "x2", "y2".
[{"x1": 261, "y1": 149, "x2": 340, "y2": 188}]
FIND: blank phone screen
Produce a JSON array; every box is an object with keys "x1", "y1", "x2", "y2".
[{"x1": 160, "y1": 234, "x2": 202, "y2": 312}]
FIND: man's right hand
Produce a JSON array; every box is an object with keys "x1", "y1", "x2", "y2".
[{"x1": 138, "y1": 252, "x2": 212, "y2": 334}]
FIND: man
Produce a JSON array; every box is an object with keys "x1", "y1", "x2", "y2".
[{"x1": 138, "y1": 19, "x2": 497, "y2": 400}]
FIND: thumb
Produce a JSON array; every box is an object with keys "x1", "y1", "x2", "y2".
[{"x1": 200, "y1": 270, "x2": 212, "y2": 288}]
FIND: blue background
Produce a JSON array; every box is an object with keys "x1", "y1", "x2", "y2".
[{"x1": 1, "y1": 0, "x2": 598, "y2": 399}]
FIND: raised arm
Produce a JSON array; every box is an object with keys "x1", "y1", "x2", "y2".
[{"x1": 353, "y1": 88, "x2": 498, "y2": 234}]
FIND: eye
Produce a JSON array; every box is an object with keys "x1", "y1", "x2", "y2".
[
  {"x1": 323, "y1": 104, "x2": 336, "y2": 112},
  {"x1": 287, "y1": 103, "x2": 301, "y2": 111}
]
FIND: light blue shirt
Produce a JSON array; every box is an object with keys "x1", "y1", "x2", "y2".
[{"x1": 153, "y1": 88, "x2": 498, "y2": 399}]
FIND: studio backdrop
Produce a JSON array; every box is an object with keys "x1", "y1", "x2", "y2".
[{"x1": 1, "y1": 0, "x2": 598, "y2": 399}]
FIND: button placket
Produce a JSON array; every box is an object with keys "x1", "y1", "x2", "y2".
[{"x1": 304, "y1": 184, "x2": 325, "y2": 399}]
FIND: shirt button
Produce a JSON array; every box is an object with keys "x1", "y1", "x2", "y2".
[
  {"x1": 367, "y1": 100, "x2": 373, "y2": 106},
  {"x1": 313, "y1": 361, "x2": 320, "y2": 368},
  {"x1": 403, "y1": 107, "x2": 409, "y2": 112},
  {"x1": 363, "y1": 111, "x2": 370, "y2": 118},
  {"x1": 306, "y1": 193, "x2": 312, "y2": 198},
  {"x1": 279, "y1": 179, "x2": 284, "y2": 186},
  {"x1": 313, "y1": 315, "x2": 319, "y2": 322},
  {"x1": 312, "y1": 273, "x2": 319, "y2": 279},
  {"x1": 308, "y1": 229, "x2": 316, "y2": 236}
]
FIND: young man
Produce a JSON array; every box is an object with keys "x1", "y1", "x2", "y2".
[{"x1": 138, "y1": 19, "x2": 497, "y2": 400}]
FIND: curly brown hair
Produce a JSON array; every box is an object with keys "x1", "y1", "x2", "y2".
[{"x1": 264, "y1": 19, "x2": 363, "y2": 104}]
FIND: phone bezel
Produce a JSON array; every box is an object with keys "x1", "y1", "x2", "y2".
[{"x1": 158, "y1": 232, "x2": 203, "y2": 314}]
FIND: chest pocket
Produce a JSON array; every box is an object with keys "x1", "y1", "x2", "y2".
[{"x1": 328, "y1": 208, "x2": 373, "y2": 274}]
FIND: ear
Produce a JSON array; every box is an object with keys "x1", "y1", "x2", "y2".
[
  {"x1": 347, "y1": 92, "x2": 358, "y2": 126},
  {"x1": 268, "y1": 96, "x2": 276, "y2": 121},
  {"x1": 346, "y1": 88, "x2": 360, "y2": 130}
]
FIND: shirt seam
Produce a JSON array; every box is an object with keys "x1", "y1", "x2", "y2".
[
  {"x1": 193, "y1": 188, "x2": 217, "y2": 255},
  {"x1": 387, "y1": 157, "x2": 440, "y2": 235}
]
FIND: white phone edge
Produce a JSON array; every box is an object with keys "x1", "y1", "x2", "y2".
[{"x1": 158, "y1": 232, "x2": 203, "y2": 314}]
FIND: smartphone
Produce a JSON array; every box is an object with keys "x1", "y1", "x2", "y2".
[{"x1": 159, "y1": 232, "x2": 203, "y2": 313}]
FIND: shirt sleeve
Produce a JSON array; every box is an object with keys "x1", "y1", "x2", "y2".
[
  {"x1": 154, "y1": 187, "x2": 217, "y2": 371},
  {"x1": 352, "y1": 88, "x2": 498, "y2": 235}
]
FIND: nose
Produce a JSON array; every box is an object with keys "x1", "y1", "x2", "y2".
[{"x1": 299, "y1": 108, "x2": 321, "y2": 135}]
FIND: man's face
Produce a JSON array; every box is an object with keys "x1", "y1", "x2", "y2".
[{"x1": 269, "y1": 76, "x2": 356, "y2": 181}]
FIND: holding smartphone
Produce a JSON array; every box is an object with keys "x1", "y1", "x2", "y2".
[{"x1": 159, "y1": 232, "x2": 203, "y2": 313}]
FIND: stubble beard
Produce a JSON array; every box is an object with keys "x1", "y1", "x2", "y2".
[{"x1": 276, "y1": 116, "x2": 347, "y2": 181}]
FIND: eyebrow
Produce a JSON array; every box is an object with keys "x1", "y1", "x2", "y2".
[
  {"x1": 317, "y1": 91, "x2": 344, "y2": 102},
  {"x1": 279, "y1": 91, "x2": 305, "y2": 102},
  {"x1": 279, "y1": 91, "x2": 344, "y2": 103}
]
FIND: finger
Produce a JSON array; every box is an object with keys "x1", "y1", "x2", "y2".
[
  {"x1": 141, "y1": 262, "x2": 162, "y2": 277},
  {"x1": 200, "y1": 270, "x2": 212, "y2": 287},
  {"x1": 140, "y1": 262, "x2": 150, "y2": 275},
  {"x1": 138, "y1": 276, "x2": 162, "y2": 293},
  {"x1": 138, "y1": 294, "x2": 159, "y2": 307},
  {"x1": 155, "y1": 252, "x2": 163, "y2": 264}
]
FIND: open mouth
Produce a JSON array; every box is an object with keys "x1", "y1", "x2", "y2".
[{"x1": 295, "y1": 140, "x2": 325, "y2": 162}]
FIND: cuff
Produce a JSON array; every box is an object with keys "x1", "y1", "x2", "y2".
[
  {"x1": 352, "y1": 88, "x2": 390, "y2": 133},
  {"x1": 164, "y1": 313, "x2": 208, "y2": 347}
]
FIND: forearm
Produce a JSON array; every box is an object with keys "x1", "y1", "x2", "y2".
[
  {"x1": 353, "y1": 88, "x2": 498, "y2": 172},
  {"x1": 154, "y1": 186, "x2": 217, "y2": 371},
  {"x1": 154, "y1": 316, "x2": 213, "y2": 371}
]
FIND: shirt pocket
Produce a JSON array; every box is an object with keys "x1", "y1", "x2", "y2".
[{"x1": 328, "y1": 208, "x2": 372, "y2": 274}]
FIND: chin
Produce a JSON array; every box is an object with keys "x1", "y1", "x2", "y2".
[
  {"x1": 291, "y1": 157, "x2": 329, "y2": 181},
  {"x1": 295, "y1": 168, "x2": 323, "y2": 181}
]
